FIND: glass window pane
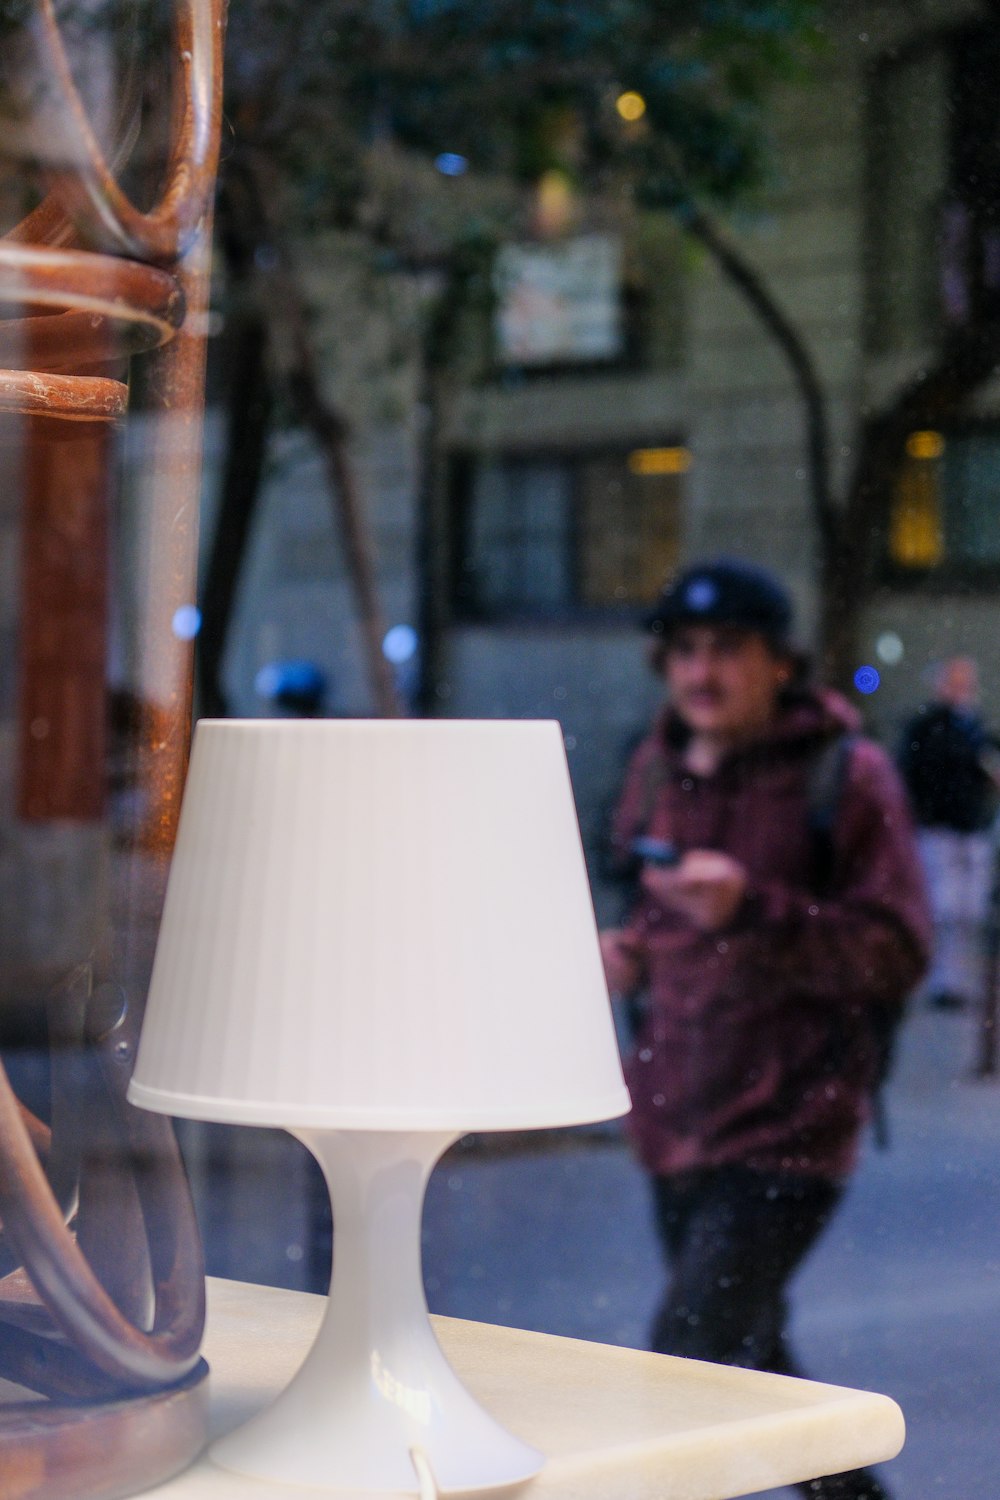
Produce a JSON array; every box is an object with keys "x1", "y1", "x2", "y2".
[
  {"x1": 578, "y1": 458, "x2": 683, "y2": 606},
  {"x1": 466, "y1": 461, "x2": 572, "y2": 613},
  {"x1": 944, "y1": 432, "x2": 1000, "y2": 565}
]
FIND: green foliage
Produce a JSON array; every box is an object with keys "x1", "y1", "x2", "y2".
[
  {"x1": 221, "y1": 0, "x2": 823, "y2": 242},
  {"x1": 383, "y1": 0, "x2": 821, "y2": 189}
]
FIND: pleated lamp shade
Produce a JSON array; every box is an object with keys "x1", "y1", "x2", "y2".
[{"x1": 128, "y1": 718, "x2": 630, "y2": 1132}]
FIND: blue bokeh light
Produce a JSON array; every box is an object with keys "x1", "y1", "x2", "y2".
[
  {"x1": 435, "y1": 152, "x2": 469, "y2": 177},
  {"x1": 172, "y1": 604, "x2": 202, "y2": 640},
  {"x1": 853, "y1": 665, "x2": 881, "y2": 695},
  {"x1": 254, "y1": 660, "x2": 327, "y2": 703},
  {"x1": 383, "y1": 624, "x2": 419, "y2": 665}
]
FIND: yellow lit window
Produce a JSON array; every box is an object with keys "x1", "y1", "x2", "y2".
[{"x1": 889, "y1": 434, "x2": 944, "y2": 568}]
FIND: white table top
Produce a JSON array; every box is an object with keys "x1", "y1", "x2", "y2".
[{"x1": 137, "y1": 1277, "x2": 904, "y2": 1500}]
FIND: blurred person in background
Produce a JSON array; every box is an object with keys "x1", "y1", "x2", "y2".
[
  {"x1": 898, "y1": 655, "x2": 1000, "y2": 1012},
  {"x1": 254, "y1": 659, "x2": 329, "y2": 718},
  {"x1": 600, "y1": 558, "x2": 930, "y2": 1500}
]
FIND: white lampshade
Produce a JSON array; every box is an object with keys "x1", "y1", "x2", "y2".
[{"x1": 129, "y1": 717, "x2": 629, "y2": 1131}]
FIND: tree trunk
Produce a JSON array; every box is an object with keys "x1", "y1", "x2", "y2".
[
  {"x1": 682, "y1": 206, "x2": 838, "y2": 565},
  {"x1": 214, "y1": 157, "x2": 402, "y2": 718},
  {"x1": 411, "y1": 242, "x2": 495, "y2": 716},
  {"x1": 679, "y1": 206, "x2": 844, "y2": 669},
  {"x1": 414, "y1": 363, "x2": 451, "y2": 718},
  {"x1": 197, "y1": 308, "x2": 274, "y2": 719},
  {"x1": 284, "y1": 356, "x2": 403, "y2": 720}
]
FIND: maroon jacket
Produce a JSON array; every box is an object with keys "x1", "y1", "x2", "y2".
[{"x1": 613, "y1": 688, "x2": 931, "y2": 1180}]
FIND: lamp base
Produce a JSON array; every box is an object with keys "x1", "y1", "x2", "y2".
[{"x1": 209, "y1": 1128, "x2": 544, "y2": 1494}]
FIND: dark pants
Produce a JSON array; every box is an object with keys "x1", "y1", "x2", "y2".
[{"x1": 650, "y1": 1166, "x2": 894, "y2": 1500}]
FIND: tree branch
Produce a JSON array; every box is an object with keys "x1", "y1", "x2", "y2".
[
  {"x1": 681, "y1": 203, "x2": 837, "y2": 562},
  {"x1": 219, "y1": 151, "x2": 403, "y2": 719}
]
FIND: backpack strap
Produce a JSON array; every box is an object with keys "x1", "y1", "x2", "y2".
[
  {"x1": 602, "y1": 744, "x2": 669, "y2": 888},
  {"x1": 637, "y1": 747, "x2": 670, "y2": 835},
  {"x1": 806, "y1": 732, "x2": 856, "y2": 897},
  {"x1": 805, "y1": 731, "x2": 897, "y2": 1149}
]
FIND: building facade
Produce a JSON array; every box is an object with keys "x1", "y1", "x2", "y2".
[{"x1": 218, "y1": 0, "x2": 1000, "y2": 910}]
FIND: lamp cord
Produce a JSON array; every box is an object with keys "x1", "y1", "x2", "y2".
[{"x1": 410, "y1": 1445, "x2": 441, "y2": 1500}]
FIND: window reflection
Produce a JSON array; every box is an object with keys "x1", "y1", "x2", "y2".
[{"x1": 5, "y1": 3, "x2": 1000, "y2": 1497}]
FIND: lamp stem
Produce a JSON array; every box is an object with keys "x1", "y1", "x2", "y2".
[
  {"x1": 315, "y1": 1127, "x2": 455, "y2": 1402},
  {"x1": 209, "y1": 1128, "x2": 544, "y2": 1494}
]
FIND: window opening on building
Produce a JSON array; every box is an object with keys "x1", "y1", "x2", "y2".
[
  {"x1": 889, "y1": 431, "x2": 945, "y2": 569},
  {"x1": 888, "y1": 427, "x2": 1000, "y2": 574},
  {"x1": 867, "y1": 22, "x2": 1000, "y2": 355},
  {"x1": 453, "y1": 447, "x2": 685, "y2": 619}
]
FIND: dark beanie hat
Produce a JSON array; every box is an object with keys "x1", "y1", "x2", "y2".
[{"x1": 645, "y1": 558, "x2": 794, "y2": 647}]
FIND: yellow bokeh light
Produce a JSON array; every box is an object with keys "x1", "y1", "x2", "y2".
[
  {"x1": 628, "y1": 447, "x2": 692, "y2": 476},
  {"x1": 890, "y1": 464, "x2": 943, "y2": 568},
  {"x1": 534, "y1": 168, "x2": 575, "y2": 237},
  {"x1": 616, "y1": 91, "x2": 647, "y2": 123},
  {"x1": 905, "y1": 430, "x2": 945, "y2": 461}
]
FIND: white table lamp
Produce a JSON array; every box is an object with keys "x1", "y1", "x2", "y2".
[{"x1": 128, "y1": 718, "x2": 630, "y2": 1494}]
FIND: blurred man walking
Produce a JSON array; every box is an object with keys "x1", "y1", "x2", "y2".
[{"x1": 601, "y1": 558, "x2": 930, "y2": 1500}]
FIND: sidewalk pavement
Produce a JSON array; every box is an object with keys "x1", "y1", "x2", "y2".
[{"x1": 420, "y1": 1002, "x2": 1000, "y2": 1500}]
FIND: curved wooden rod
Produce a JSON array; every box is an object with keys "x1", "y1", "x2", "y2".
[
  {"x1": 19, "y1": 0, "x2": 225, "y2": 264},
  {"x1": 2, "y1": 196, "x2": 76, "y2": 252},
  {"x1": 0, "y1": 1044, "x2": 205, "y2": 1390},
  {"x1": 0, "y1": 370, "x2": 127, "y2": 421},
  {"x1": 0, "y1": 968, "x2": 99, "y2": 1284},
  {"x1": 0, "y1": 309, "x2": 172, "y2": 372},
  {"x1": 0, "y1": 244, "x2": 185, "y2": 420},
  {"x1": 0, "y1": 245, "x2": 185, "y2": 344}
]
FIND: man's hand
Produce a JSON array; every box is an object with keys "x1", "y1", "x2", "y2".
[
  {"x1": 641, "y1": 849, "x2": 748, "y2": 933},
  {"x1": 599, "y1": 928, "x2": 644, "y2": 997}
]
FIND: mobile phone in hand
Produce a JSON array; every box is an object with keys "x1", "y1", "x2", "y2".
[{"x1": 629, "y1": 836, "x2": 681, "y2": 868}]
